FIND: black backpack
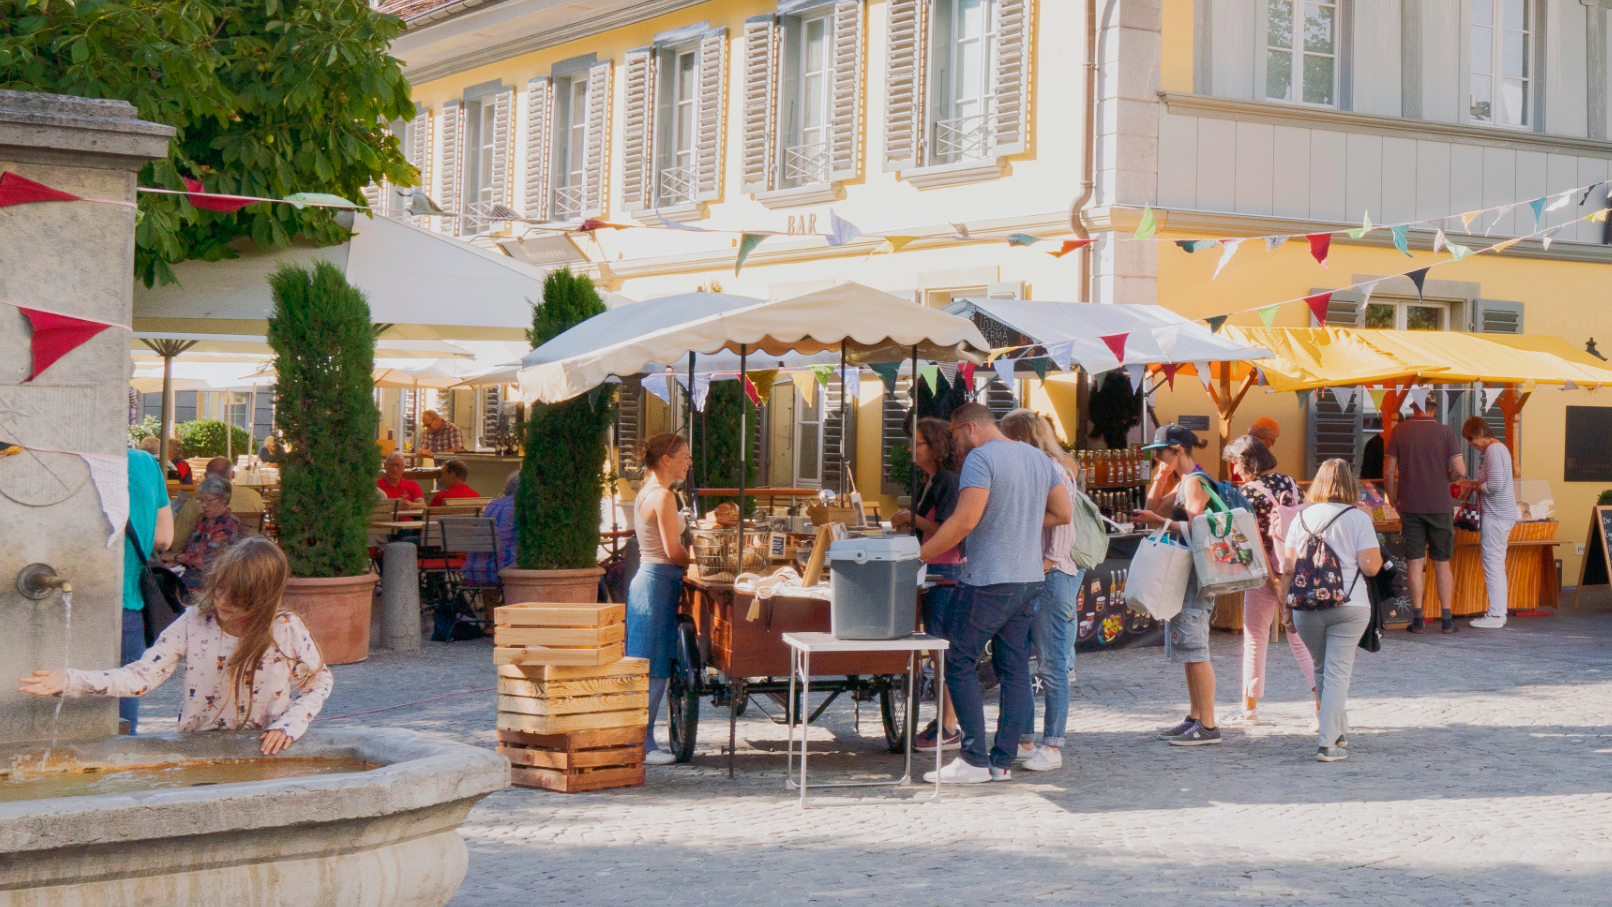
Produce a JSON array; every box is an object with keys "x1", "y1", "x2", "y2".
[{"x1": 1284, "y1": 508, "x2": 1360, "y2": 612}]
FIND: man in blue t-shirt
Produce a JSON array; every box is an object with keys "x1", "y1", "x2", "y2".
[
  {"x1": 918, "y1": 403, "x2": 1068, "y2": 783},
  {"x1": 123, "y1": 448, "x2": 173, "y2": 733}
]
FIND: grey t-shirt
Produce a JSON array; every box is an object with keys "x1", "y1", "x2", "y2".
[{"x1": 957, "y1": 439, "x2": 1059, "y2": 587}]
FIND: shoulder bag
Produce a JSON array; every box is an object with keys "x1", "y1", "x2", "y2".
[
  {"x1": 127, "y1": 519, "x2": 185, "y2": 646},
  {"x1": 1185, "y1": 475, "x2": 1272, "y2": 596},
  {"x1": 1126, "y1": 526, "x2": 1193, "y2": 622}
]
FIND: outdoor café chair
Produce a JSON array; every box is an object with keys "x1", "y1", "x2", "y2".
[
  {"x1": 232, "y1": 511, "x2": 267, "y2": 536},
  {"x1": 437, "y1": 516, "x2": 501, "y2": 621}
]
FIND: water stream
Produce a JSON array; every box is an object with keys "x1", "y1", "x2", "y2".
[{"x1": 39, "y1": 589, "x2": 71, "y2": 770}]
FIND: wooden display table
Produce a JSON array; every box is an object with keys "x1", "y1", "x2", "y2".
[{"x1": 1420, "y1": 520, "x2": 1560, "y2": 618}]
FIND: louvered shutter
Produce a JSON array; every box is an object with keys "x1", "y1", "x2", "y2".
[
  {"x1": 408, "y1": 108, "x2": 433, "y2": 227},
  {"x1": 617, "y1": 378, "x2": 645, "y2": 474},
  {"x1": 828, "y1": 0, "x2": 864, "y2": 181},
  {"x1": 824, "y1": 379, "x2": 855, "y2": 492},
  {"x1": 524, "y1": 77, "x2": 552, "y2": 221},
  {"x1": 489, "y1": 87, "x2": 515, "y2": 222},
  {"x1": 992, "y1": 0, "x2": 1031, "y2": 155},
  {"x1": 621, "y1": 49, "x2": 656, "y2": 210},
  {"x1": 361, "y1": 181, "x2": 383, "y2": 214},
  {"x1": 879, "y1": 375, "x2": 913, "y2": 494},
  {"x1": 1307, "y1": 299, "x2": 1363, "y2": 476},
  {"x1": 741, "y1": 16, "x2": 779, "y2": 193},
  {"x1": 582, "y1": 60, "x2": 612, "y2": 217},
  {"x1": 439, "y1": 100, "x2": 464, "y2": 234},
  {"x1": 883, "y1": 0, "x2": 928, "y2": 170},
  {"x1": 695, "y1": 29, "x2": 729, "y2": 203},
  {"x1": 1475, "y1": 299, "x2": 1525, "y2": 448}
]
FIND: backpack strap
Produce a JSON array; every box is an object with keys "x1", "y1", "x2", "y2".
[{"x1": 1296, "y1": 506, "x2": 1364, "y2": 598}]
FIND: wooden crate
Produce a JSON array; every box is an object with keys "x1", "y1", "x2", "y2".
[
  {"x1": 495, "y1": 657, "x2": 649, "y2": 683},
  {"x1": 492, "y1": 603, "x2": 628, "y2": 667},
  {"x1": 498, "y1": 727, "x2": 646, "y2": 793}
]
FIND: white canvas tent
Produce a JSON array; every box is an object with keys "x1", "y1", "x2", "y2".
[{"x1": 944, "y1": 299, "x2": 1272, "y2": 372}]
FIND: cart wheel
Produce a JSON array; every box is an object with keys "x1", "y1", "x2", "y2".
[
  {"x1": 879, "y1": 676, "x2": 916, "y2": 754},
  {"x1": 668, "y1": 619, "x2": 701, "y2": 764}
]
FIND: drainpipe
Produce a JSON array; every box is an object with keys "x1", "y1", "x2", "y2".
[{"x1": 1067, "y1": 0, "x2": 1102, "y2": 304}]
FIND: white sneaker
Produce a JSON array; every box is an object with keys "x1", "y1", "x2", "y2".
[
  {"x1": 923, "y1": 756, "x2": 992, "y2": 784},
  {"x1": 1221, "y1": 709, "x2": 1259, "y2": 728},
  {"x1": 644, "y1": 748, "x2": 677, "y2": 765},
  {"x1": 1470, "y1": 616, "x2": 1507, "y2": 629},
  {"x1": 1020, "y1": 745, "x2": 1063, "y2": 772},
  {"x1": 1013, "y1": 745, "x2": 1033, "y2": 763}
]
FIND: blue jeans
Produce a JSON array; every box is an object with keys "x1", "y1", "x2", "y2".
[
  {"x1": 1023, "y1": 568, "x2": 1081, "y2": 748},
  {"x1": 944, "y1": 580, "x2": 1044, "y2": 769},
  {"x1": 922, "y1": 562, "x2": 964, "y2": 638},
  {"x1": 120, "y1": 608, "x2": 144, "y2": 733},
  {"x1": 626, "y1": 563, "x2": 685, "y2": 680}
]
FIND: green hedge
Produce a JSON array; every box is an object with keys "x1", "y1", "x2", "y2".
[{"x1": 176, "y1": 420, "x2": 253, "y2": 459}]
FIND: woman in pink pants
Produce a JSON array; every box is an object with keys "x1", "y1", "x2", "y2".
[{"x1": 1221, "y1": 435, "x2": 1315, "y2": 727}]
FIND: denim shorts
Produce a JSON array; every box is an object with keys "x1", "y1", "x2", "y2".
[{"x1": 1165, "y1": 577, "x2": 1214, "y2": 665}]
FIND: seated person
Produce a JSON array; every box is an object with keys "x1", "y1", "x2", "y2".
[
  {"x1": 463, "y1": 473, "x2": 519, "y2": 587},
  {"x1": 428, "y1": 459, "x2": 480, "y2": 507},
  {"x1": 377, "y1": 451, "x2": 424, "y2": 502},
  {"x1": 168, "y1": 439, "x2": 193, "y2": 484},
  {"x1": 162, "y1": 477, "x2": 240, "y2": 590},
  {"x1": 204, "y1": 457, "x2": 264, "y2": 511},
  {"x1": 257, "y1": 435, "x2": 284, "y2": 466},
  {"x1": 418, "y1": 410, "x2": 464, "y2": 458}
]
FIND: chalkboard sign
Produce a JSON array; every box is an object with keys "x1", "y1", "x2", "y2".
[
  {"x1": 1564, "y1": 406, "x2": 1612, "y2": 482},
  {"x1": 1178, "y1": 415, "x2": 1211, "y2": 432},
  {"x1": 1572, "y1": 506, "x2": 1612, "y2": 606}
]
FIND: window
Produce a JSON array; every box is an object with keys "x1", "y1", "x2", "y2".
[
  {"x1": 463, "y1": 98, "x2": 498, "y2": 233},
  {"x1": 1265, "y1": 0, "x2": 1338, "y2": 107},
  {"x1": 1364, "y1": 299, "x2": 1449, "y2": 331},
  {"x1": 552, "y1": 77, "x2": 589, "y2": 219},
  {"x1": 741, "y1": 4, "x2": 863, "y2": 200},
  {"x1": 795, "y1": 383, "x2": 824, "y2": 486},
  {"x1": 623, "y1": 28, "x2": 726, "y2": 213},
  {"x1": 525, "y1": 61, "x2": 609, "y2": 222},
  {"x1": 656, "y1": 45, "x2": 701, "y2": 207},
  {"x1": 443, "y1": 87, "x2": 511, "y2": 237},
  {"x1": 781, "y1": 13, "x2": 834, "y2": 187},
  {"x1": 1470, "y1": 0, "x2": 1530, "y2": 127},
  {"x1": 932, "y1": 0, "x2": 999, "y2": 163}
]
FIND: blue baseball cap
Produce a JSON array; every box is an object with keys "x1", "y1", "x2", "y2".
[{"x1": 1141, "y1": 423, "x2": 1200, "y2": 451}]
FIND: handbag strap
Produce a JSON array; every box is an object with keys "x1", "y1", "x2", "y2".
[
  {"x1": 125, "y1": 518, "x2": 150, "y2": 562},
  {"x1": 1183, "y1": 472, "x2": 1236, "y2": 537}
]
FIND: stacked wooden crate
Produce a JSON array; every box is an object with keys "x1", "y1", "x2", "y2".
[{"x1": 493, "y1": 603, "x2": 649, "y2": 792}]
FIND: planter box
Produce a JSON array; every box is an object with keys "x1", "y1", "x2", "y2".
[
  {"x1": 281, "y1": 573, "x2": 379, "y2": 665},
  {"x1": 499, "y1": 567, "x2": 602, "y2": 605}
]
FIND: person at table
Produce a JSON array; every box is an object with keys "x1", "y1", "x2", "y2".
[
  {"x1": 1220, "y1": 435, "x2": 1315, "y2": 729},
  {"x1": 377, "y1": 451, "x2": 424, "y2": 503},
  {"x1": 418, "y1": 410, "x2": 464, "y2": 458},
  {"x1": 1385, "y1": 402, "x2": 1465, "y2": 633},
  {"x1": 163, "y1": 476, "x2": 240, "y2": 592},
  {"x1": 203, "y1": 457, "x2": 263, "y2": 511},
  {"x1": 918, "y1": 403, "x2": 1069, "y2": 784},
  {"x1": 891, "y1": 417, "x2": 964, "y2": 754},
  {"x1": 626, "y1": 433, "x2": 692, "y2": 767},
  {"x1": 1249, "y1": 416, "x2": 1280, "y2": 451},
  {"x1": 1132, "y1": 424, "x2": 1222, "y2": 748},
  {"x1": 463, "y1": 472, "x2": 519, "y2": 587},
  {"x1": 168, "y1": 438, "x2": 193, "y2": 484},
  {"x1": 1459, "y1": 417, "x2": 1517, "y2": 630},
  {"x1": 428, "y1": 459, "x2": 480, "y2": 508},
  {"x1": 257, "y1": 434, "x2": 284, "y2": 466}
]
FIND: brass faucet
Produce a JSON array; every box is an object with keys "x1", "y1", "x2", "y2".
[{"x1": 16, "y1": 564, "x2": 70, "y2": 600}]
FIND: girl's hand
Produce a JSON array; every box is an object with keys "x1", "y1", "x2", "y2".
[
  {"x1": 890, "y1": 509, "x2": 912, "y2": 529},
  {"x1": 1132, "y1": 509, "x2": 1164, "y2": 527},
  {"x1": 1281, "y1": 607, "x2": 1297, "y2": 635},
  {"x1": 18, "y1": 669, "x2": 67, "y2": 697},
  {"x1": 260, "y1": 729, "x2": 293, "y2": 756}
]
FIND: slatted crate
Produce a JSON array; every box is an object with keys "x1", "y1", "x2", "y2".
[
  {"x1": 497, "y1": 726, "x2": 646, "y2": 793},
  {"x1": 493, "y1": 603, "x2": 626, "y2": 666},
  {"x1": 495, "y1": 656, "x2": 650, "y2": 793}
]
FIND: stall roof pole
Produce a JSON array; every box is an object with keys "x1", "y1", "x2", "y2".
[
  {"x1": 1498, "y1": 387, "x2": 1529, "y2": 477},
  {"x1": 732, "y1": 343, "x2": 747, "y2": 782},
  {"x1": 1379, "y1": 381, "x2": 1412, "y2": 445},
  {"x1": 838, "y1": 346, "x2": 848, "y2": 498},
  {"x1": 1210, "y1": 366, "x2": 1256, "y2": 480}
]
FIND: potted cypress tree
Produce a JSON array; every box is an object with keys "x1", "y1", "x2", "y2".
[
  {"x1": 267, "y1": 260, "x2": 382, "y2": 663},
  {"x1": 502, "y1": 268, "x2": 613, "y2": 604}
]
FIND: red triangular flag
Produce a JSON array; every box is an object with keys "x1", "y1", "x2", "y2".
[
  {"x1": 1305, "y1": 292, "x2": 1333, "y2": 324},
  {"x1": 1307, "y1": 233, "x2": 1331, "y2": 267},
  {"x1": 1049, "y1": 239, "x2": 1096, "y2": 258},
  {"x1": 182, "y1": 177, "x2": 257, "y2": 213},
  {"x1": 958, "y1": 362, "x2": 975, "y2": 386},
  {"x1": 576, "y1": 218, "x2": 632, "y2": 232},
  {"x1": 0, "y1": 172, "x2": 81, "y2": 208},
  {"x1": 1162, "y1": 362, "x2": 1181, "y2": 390},
  {"x1": 20, "y1": 308, "x2": 111, "y2": 382},
  {"x1": 742, "y1": 375, "x2": 761, "y2": 406},
  {"x1": 1100, "y1": 332, "x2": 1129, "y2": 362}
]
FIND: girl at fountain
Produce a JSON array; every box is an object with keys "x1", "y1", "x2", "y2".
[{"x1": 18, "y1": 537, "x2": 333, "y2": 756}]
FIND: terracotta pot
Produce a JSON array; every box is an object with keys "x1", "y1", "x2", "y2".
[
  {"x1": 282, "y1": 573, "x2": 380, "y2": 665},
  {"x1": 500, "y1": 567, "x2": 602, "y2": 606}
]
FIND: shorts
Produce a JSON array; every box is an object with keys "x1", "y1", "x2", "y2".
[
  {"x1": 1165, "y1": 607, "x2": 1212, "y2": 665},
  {"x1": 1401, "y1": 511, "x2": 1454, "y2": 562}
]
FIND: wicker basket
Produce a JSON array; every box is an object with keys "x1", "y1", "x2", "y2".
[{"x1": 689, "y1": 528, "x2": 771, "y2": 582}]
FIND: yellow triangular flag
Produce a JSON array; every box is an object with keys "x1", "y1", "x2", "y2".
[
  {"x1": 1492, "y1": 237, "x2": 1521, "y2": 253},
  {"x1": 790, "y1": 370, "x2": 817, "y2": 408},
  {"x1": 1460, "y1": 210, "x2": 1480, "y2": 231},
  {"x1": 746, "y1": 369, "x2": 779, "y2": 406},
  {"x1": 876, "y1": 236, "x2": 919, "y2": 254}
]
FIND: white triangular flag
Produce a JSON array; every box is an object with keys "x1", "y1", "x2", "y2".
[
  {"x1": 1048, "y1": 341, "x2": 1074, "y2": 373},
  {"x1": 1485, "y1": 204, "x2": 1513, "y2": 235},
  {"x1": 826, "y1": 209, "x2": 861, "y2": 246},
  {"x1": 1542, "y1": 227, "x2": 1560, "y2": 251},
  {"x1": 1564, "y1": 379, "x2": 1579, "y2": 391},
  {"x1": 1126, "y1": 364, "x2": 1146, "y2": 393},
  {"x1": 1264, "y1": 235, "x2": 1291, "y2": 252},
  {"x1": 1546, "y1": 191, "x2": 1571, "y2": 212},
  {"x1": 1433, "y1": 228, "x2": 1447, "y2": 256},
  {"x1": 1193, "y1": 361, "x2": 1212, "y2": 391},
  {"x1": 1481, "y1": 385, "x2": 1499, "y2": 412},
  {"x1": 993, "y1": 357, "x2": 1017, "y2": 388},
  {"x1": 81, "y1": 452, "x2": 128, "y2": 547},
  {"x1": 1409, "y1": 386, "x2": 1430, "y2": 412},
  {"x1": 1155, "y1": 325, "x2": 1181, "y2": 361},
  {"x1": 674, "y1": 374, "x2": 712, "y2": 411},
  {"x1": 1359, "y1": 278, "x2": 1382, "y2": 307},
  {"x1": 1335, "y1": 386, "x2": 1356, "y2": 412},
  {"x1": 837, "y1": 366, "x2": 861, "y2": 400},
  {"x1": 1213, "y1": 239, "x2": 1243, "y2": 279},
  {"x1": 937, "y1": 362, "x2": 959, "y2": 382},
  {"x1": 642, "y1": 372, "x2": 674, "y2": 405}
]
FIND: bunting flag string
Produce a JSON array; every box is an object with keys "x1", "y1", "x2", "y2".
[{"x1": 1307, "y1": 233, "x2": 1332, "y2": 267}]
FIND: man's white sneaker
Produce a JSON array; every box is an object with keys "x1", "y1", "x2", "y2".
[
  {"x1": 1221, "y1": 709, "x2": 1259, "y2": 728},
  {"x1": 1470, "y1": 616, "x2": 1507, "y2": 629},
  {"x1": 1020, "y1": 745, "x2": 1063, "y2": 772},
  {"x1": 644, "y1": 749, "x2": 677, "y2": 765},
  {"x1": 923, "y1": 756, "x2": 992, "y2": 784}
]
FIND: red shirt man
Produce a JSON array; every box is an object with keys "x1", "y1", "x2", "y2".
[
  {"x1": 378, "y1": 452, "x2": 424, "y2": 502},
  {"x1": 428, "y1": 459, "x2": 480, "y2": 507}
]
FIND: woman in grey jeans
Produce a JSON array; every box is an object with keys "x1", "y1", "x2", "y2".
[
  {"x1": 1280, "y1": 459, "x2": 1382, "y2": 763},
  {"x1": 1459, "y1": 417, "x2": 1517, "y2": 629}
]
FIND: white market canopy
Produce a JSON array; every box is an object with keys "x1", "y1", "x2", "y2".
[
  {"x1": 520, "y1": 282, "x2": 989, "y2": 404},
  {"x1": 945, "y1": 298, "x2": 1273, "y2": 372},
  {"x1": 134, "y1": 211, "x2": 628, "y2": 342},
  {"x1": 133, "y1": 332, "x2": 473, "y2": 361}
]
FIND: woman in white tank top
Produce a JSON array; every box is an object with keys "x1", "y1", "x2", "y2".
[{"x1": 626, "y1": 434, "x2": 692, "y2": 765}]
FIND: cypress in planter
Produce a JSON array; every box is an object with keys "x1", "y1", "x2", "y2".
[{"x1": 267, "y1": 261, "x2": 381, "y2": 662}]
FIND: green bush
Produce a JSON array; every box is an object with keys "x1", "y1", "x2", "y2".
[
  {"x1": 267, "y1": 260, "x2": 380, "y2": 579},
  {"x1": 516, "y1": 268, "x2": 614, "y2": 571},
  {"x1": 1598, "y1": 490, "x2": 1612, "y2": 507},
  {"x1": 128, "y1": 415, "x2": 160, "y2": 448},
  {"x1": 689, "y1": 379, "x2": 757, "y2": 512},
  {"x1": 176, "y1": 420, "x2": 252, "y2": 459}
]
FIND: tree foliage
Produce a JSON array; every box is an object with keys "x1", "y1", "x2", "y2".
[
  {"x1": 517, "y1": 268, "x2": 614, "y2": 571},
  {"x1": 0, "y1": 0, "x2": 416, "y2": 286},
  {"x1": 689, "y1": 380, "x2": 756, "y2": 510},
  {"x1": 267, "y1": 260, "x2": 379, "y2": 579},
  {"x1": 176, "y1": 419, "x2": 252, "y2": 459}
]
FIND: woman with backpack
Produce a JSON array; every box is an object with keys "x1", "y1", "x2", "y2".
[
  {"x1": 1281, "y1": 459, "x2": 1383, "y2": 763},
  {"x1": 1221, "y1": 435, "x2": 1315, "y2": 728}
]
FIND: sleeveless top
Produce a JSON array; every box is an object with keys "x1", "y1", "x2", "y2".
[{"x1": 634, "y1": 476, "x2": 686, "y2": 566}]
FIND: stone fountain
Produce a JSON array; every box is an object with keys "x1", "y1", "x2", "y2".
[{"x1": 0, "y1": 90, "x2": 505, "y2": 906}]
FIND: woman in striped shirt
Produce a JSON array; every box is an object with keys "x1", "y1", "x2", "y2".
[{"x1": 1460, "y1": 418, "x2": 1518, "y2": 629}]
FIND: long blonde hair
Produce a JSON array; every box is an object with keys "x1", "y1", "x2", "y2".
[
  {"x1": 198, "y1": 537, "x2": 305, "y2": 700},
  {"x1": 1307, "y1": 458, "x2": 1361, "y2": 504},
  {"x1": 1000, "y1": 409, "x2": 1066, "y2": 460}
]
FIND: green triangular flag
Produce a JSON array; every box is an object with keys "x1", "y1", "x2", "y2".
[
  {"x1": 1347, "y1": 211, "x2": 1373, "y2": 239},
  {"x1": 1205, "y1": 314, "x2": 1228, "y2": 334},
  {"x1": 809, "y1": 365, "x2": 836, "y2": 387},
  {"x1": 1390, "y1": 224, "x2": 1410, "y2": 257},
  {"x1": 284, "y1": 192, "x2": 359, "y2": 209},
  {"x1": 1446, "y1": 240, "x2": 1473, "y2": 261},
  {"x1": 869, "y1": 362, "x2": 901, "y2": 393},
  {"x1": 1029, "y1": 358, "x2": 1048, "y2": 382},
  {"x1": 1005, "y1": 233, "x2": 1041, "y2": 247},
  {"x1": 1258, "y1": 304, "x2": 1280, "y2": 327},
  {"x1": 1297, "y1": 388, "x2": 1313, "y2": 408},
  {"x1": 919, "y1": 365, "x2": 940, "y2": 394},
  {"x1": 1133, "y1": 206, "x2": 1156, "y2": 241},
  {"x1": 735, "y1": 233, "x2": 767, "y2": 273}
]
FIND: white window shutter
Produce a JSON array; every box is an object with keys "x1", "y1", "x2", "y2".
[
  {"x1": 695, "y1": 29, "x2": 729, "y2": 203},
  {"x1": 408, "y1": 109, "x2": 433, "y2": 227},
  {"x1": 439, "y1": 100, "x2": 464, "y2": 235},
  {"x1": 828, "y1": 0, "x2": 864, "y2": 182},
  {"x1": 883, "y1": 0, "x2": 928, "y2": 171},
  {"x1": 524, "y1": 77, "x2": 552, "y2": 222},
  {"x1": 582, "y1": 60, "x2": 612, "y2": 218},
  {"x1": 992, "y1": 0, "x2": 1031, "y2": 156},
  {"x1": 490, "y1": 87, "x2": 514, "y2": 211},
  {"x1": 741, "y1": 16, "x2": 778, "y2": 194},
  {"x1": 621, "y1": 49, "x2": 656, "y2": 210},
  {"x1": 361, "y1": 180, "x2": 383, "y2": 214}
]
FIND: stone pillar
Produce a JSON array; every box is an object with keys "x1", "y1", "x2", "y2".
[
  {"x1": 0, "y1": 91, "x2": 172, "y2": 744},
  {"x1": 1091, "y1": 0, "x2": 1163, "y2": 306}
]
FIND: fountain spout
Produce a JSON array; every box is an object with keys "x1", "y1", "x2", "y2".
[{"x1": 16, "y1": 564, "x2": 71, "y2": 600}]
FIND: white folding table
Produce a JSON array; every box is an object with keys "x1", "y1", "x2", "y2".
[{"x1": 782, "y1": 631, "x2": 949, "y2": 808}]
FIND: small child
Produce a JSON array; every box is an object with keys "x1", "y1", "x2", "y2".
[{"x1": 19, "y1": 537, "x2": 333, "y2": 756}]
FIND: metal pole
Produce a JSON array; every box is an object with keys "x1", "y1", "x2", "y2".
[
  {"x1": 838, "y1": 346, "x2": 848, "y2": 497},
  {"x1": 910, "y1": 344, "x2": 919, "y2": 507},
  {"x1": 737, "y1": 345, "x2": 748, "y2": 578},
  {"x1": 159, "y1": 352, "x2": 174, "y2": 469},
  {"x1": 687, "y1": 352, "x2": 697, "y2": 438}
]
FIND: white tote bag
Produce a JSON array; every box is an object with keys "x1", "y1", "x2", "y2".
[
  {"x1": 1126, "y1": 527, "x2": 1193, "y2": 622},
  {"x1": 1188, "y1": 507, "x2": 1272, "y2": 596}
]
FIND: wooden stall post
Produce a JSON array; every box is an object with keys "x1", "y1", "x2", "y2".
[
  {"x1": 1378, "y1": 381, "x2": 1411, "y2": 445},
  {"x1": 1204, "y1": 364, "x2": 1256, "y2": 480},
  {"x1": 1497, "y1": 387, "x2": 1529, "y2": 478}
]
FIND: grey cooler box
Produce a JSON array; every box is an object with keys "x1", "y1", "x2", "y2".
[{"x1": 827, "y1": 535, "x2": 922, "y2": 639}]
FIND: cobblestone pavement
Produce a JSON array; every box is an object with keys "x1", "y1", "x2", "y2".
[{"x1": 143, "y1": 594, "x2": 1612, "y2": 905}]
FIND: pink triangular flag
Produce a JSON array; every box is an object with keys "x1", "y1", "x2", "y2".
[
  {"x1": 1100, "y1": 333, "x2": 1129, "y2": 363},
  {"x1": 21, "y1": 308, "x2": 112, "y2": 382}
]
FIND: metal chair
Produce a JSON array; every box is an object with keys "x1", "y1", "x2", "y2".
[
  {"x1": 232, "y1": 511, "x2": 267, "y2": 536},
  {"x1": 438, "y1": 516, "x2": 501, "y2": 621}
]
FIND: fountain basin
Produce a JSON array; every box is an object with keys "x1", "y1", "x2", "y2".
[{"x1": 0, "y1": 728, "x2": 508, "y2": 907}]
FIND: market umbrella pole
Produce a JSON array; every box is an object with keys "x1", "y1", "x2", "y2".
[
  {"x1": 160, "y1": 352, "x2": 174, "y2": 468},
  {"x1": 910, "y1": 345, "x2": 919, "y2": 509},
  {"x1": 732, "y1": 343, "x2": 747, "y2": 780},
  {"x1": 838, "y1": 347, "x2": 848, "y2": 498}
]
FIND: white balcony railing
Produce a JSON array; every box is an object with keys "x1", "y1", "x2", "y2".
[
  {"x1": 933, "y1": 114, "x2": 992, "y2": 163},
  {"x1": 782, "y1": 140, "x2": 831, "y2": 187},
  {"x1": 657, "y1": 165, "x2": 696, "y2": 207},
  {"x1": 551, "y1": 183, "x2": 584, "y2": 221}
]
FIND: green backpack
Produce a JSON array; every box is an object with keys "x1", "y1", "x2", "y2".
[{"x1": 1068, "y1": 489, "x2": 1111, "y2": 570}]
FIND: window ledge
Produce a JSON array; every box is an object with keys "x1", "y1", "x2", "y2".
[
  {"x1": 899, "y1": 158, "x2": 1008, "y2": 190},
  {"x1": 628, "y1": 201, "x2": 707, "y2": 223},
  {"x1": 753, "y1": 182, "x2": 843, "y2": 209}
]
